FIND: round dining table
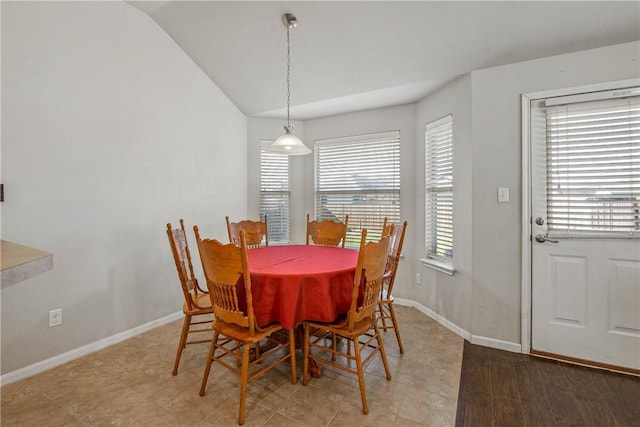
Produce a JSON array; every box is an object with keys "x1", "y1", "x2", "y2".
[{"x1": 244, "y1": 244, "x2": 359, "y2": 329}]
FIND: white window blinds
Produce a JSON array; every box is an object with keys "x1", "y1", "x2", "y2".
[
  {"x1": 314, "y1": 131, "x2": 400, "y2": 247},
  {"x1": 425, "y1": 115, "x2": 453, "y2": 261},
  {"x1": 545, "y1": 95, "x2": 640, "y2": 237},
  {"x1": 260, "y1": 141, "x2": 291, "y2": 243}
]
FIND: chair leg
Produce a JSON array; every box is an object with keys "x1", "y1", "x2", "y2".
[
  {"x1": 378, "y1": 303, "x2": 388, "y2": 330},
  {"x1": 238, "y1": 342, "x2": 251, "y2": 425},
  {"x1": 288, "y1": 329, "x2": 297, "y2": 384},
  {"x1": 199, "y1": 330, "x2": 219, "y2": 396},
  {"x1": 345, "y1": 334, "x2": 351, "y2": 357},
  {"x1": 172, "y1": 314, "x2": 190, "y2": 375},
  {"x1": 254, "y1": 339, "x2": 261, "y2": 361},
  {"x1": 236, "y1": 344, "x2": 243, "y2": 367},
  {"x1": 352, "y1": 335, "x2": 368, "y2": 415},
  {"x1": 331, "y1": 333, "x2": 337, "y2": 361},
  {"x1": 373, "y1": 323, "x2": 392, "y2": 380},
  {"x1": 302, "y1": 324, "x2": 310, "y2": 386},
  {"x1": 388, "y1": 303, "x2": 404, "y2": 353}
]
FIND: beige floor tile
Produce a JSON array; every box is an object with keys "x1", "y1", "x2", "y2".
[
  {"x1": 344, "y1": 372, "x2": 405, "y2": 413},
  {"x1": 150, "y1": 375, "x2": 238, "y2": 425},
  {"x1": 1, "y1": 305, "x2": 463, "y2": 427},
  {"x1": 394, "y1": 416, "x2": 430, "y2": 426},
  {"x1": 1, "y1": 398, "x2": 83, "y2": 427},
  {"x1": 49, "y1": 375, "x2": 130, "y2": 419},
  {"x1": 278, "y1": 384, "x2": 346, "y2": 427},
  {"x1": 199, "y1": 399, "x2": 274, "y2": 427},
  {"x1": 78, "y1": 386, "x2": 185, "y2": 426},
  {"x1": 263, "y1": 411, "x2": 313, "y2": 427},
  {"x1": 131, "y1": 367, "x2": 203, "y2": 409},
  {"x1": 302, "y1": 363, "x2": 359, "y2": 396},
  {"x1": 397, "y1": 385, "x2": 457, "y2": 426},
  {"x1": 246, "y1": 373, "x2": 300, "y2": 411},
  {"x1": 328, "y1": 397, "x2": 399, "y2": 426}
]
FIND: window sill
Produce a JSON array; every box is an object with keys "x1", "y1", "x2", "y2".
[{"x1": 420, "y1": 258, "x2": 456, "y2": 276}]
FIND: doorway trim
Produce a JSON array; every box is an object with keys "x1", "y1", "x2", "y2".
[{"x1": 520, "y1": 78, "x2": 640, "y2": 356}]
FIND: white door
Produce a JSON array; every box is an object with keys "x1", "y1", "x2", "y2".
[{"x1": 530, "y1": 87, "x2": 640, "y2": 371}]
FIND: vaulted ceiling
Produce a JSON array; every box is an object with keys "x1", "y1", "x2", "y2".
[{"x1": 129, "y1": 1, "x2": 640, "y2": 120}]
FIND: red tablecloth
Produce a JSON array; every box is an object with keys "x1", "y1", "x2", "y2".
[{"x1": 244, "y1": 245, "x2": 359, "y2": 329}]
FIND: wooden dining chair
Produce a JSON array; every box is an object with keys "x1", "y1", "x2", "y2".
[
  {"x1": 194, "y1": 227, "x2": 296, "y2": 425},
  {"x1": 378, "y1": 220, "x2": 407, "y2": 353},
  {"x1": 302, "y1": 230, "x2": 391, "y2": 415},
  {"x1": 166, "y1": 220, "x2": 214, "y2": 376},
  {"x1": 382, "y1": 216, "x2": 395, "y2": 237},
  {"x1": 306, "y1": 213, "x2": 349, "y2": 247},
  {"x1": 226, "y1": 215, "x2": 269, "y2": 249}
]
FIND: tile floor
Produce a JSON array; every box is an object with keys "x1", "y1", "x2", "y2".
[{"x1": 1, "y1": 305, "x2": 463, "y2": 426}]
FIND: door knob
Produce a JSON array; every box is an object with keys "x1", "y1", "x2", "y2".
[{"x1": 535, "y1": 234, "x2": 559, "y2": 243}]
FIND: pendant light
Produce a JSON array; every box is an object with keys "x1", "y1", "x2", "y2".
[{"x1": 266, "y1": 13, "x2": 312, "y2": 155}]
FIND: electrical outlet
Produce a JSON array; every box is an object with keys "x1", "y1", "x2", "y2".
[
  {"x1": 416, "y1": 273, "x2": 422, "y2": 285},
  {"x1": 49, "y1": 308, "x2": 62, "y2": 327}
]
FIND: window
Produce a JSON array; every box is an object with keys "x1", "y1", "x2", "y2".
[
  {"x1": 425, "y1": 115, "x2": 454, "y2": 268},
  {"x1": 260, "y1": 140, "x2": 290, "y2": 243},
  {"x1": 544, "y1": 92, "x2": 639, "y2": 237},
  {"x1": 314, "y1": 131, "x2": 400, "y2": 247}
]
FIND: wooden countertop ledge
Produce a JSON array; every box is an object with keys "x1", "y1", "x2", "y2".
[{"x1": 1, "y1": 240, "x2": 53, "y2": 289}]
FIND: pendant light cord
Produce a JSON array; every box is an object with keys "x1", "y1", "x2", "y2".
[{"x1": 286, "y1": 22, "x2": 292, "y2": 132}]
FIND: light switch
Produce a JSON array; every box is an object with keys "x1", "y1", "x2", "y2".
[{"x1": 498, "y1": 187, "x2": 509, "y2": 202}]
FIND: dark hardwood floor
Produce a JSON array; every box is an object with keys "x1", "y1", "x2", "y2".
[{"x1": 455, "y1": 340, "x2": 640, "y2": 426}]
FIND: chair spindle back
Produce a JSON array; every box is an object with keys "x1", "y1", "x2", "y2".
[
  {"x1": 226, "y1": 216, "x2": 269, "y2": 249},
  {"x1": 167, "y1": 219, "x2": 208, "y2": 311},
  {"x1": 195, "y1": 227, "x2": 257, "y2": 335},
  {"x1": 306, "y1": 213, "x2": 349, "y2": 247}
]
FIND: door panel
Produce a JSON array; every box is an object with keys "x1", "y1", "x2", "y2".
[
  {"x1": 548, "y1": 254, "x2": 587, "y2": 326},
  {"x1": 529, "y1": 89, "x2": 640, "y2": 371},
  {"x1": 532, "y1": 238, "x2": 640, "y2": 369},
  {"x1": 608, "y1": 259, "x2": 640, "y2": 335}
]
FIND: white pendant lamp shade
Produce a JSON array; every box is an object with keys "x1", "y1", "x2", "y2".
[
  {"x1": 266, "y1": 12, "x2": 312, "y2": 156},
  {"x1": 267, "y1": 127, "x2": 312, "y2": 155}
]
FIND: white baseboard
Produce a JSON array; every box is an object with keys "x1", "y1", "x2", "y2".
[
  {"x1": 471, "y1": 335, "x2": 522, "y2": 353},
  {"x1": 398, "y1": 299, "x2": 472, "y2": 341},
  {"x1": 395, "y1": 298, "x2": 521, "y2": 353},
  {"x1": 1, "y1": 311, "x2": 183, "y2": 386},
  {"x1": 3, "y1": 298, "x2": 525, "y2": 386}
]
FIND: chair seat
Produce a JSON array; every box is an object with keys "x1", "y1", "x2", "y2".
[
  {"x1": 183, "y1": 292, "x2": 213, "y2": 315},
  {"x1": 306, "y1": 315, "x2": 375, "y2": 339},
  {"x1": 213, "y1": 319, "x2": 282, "y2": 344}
]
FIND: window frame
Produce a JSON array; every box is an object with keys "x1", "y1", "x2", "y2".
[
  {"x1": 259, "y1": 140, "x2": 291, "y2": 244},
  {"x1": 543, "y1": 94, "x2": 640, "y2": 239},
  {"x1": 423, "y1": 114, "x2": 455, "y2": 275},
  {"x1": 313, "y1": 130, "x2": 401, "y2": 248}
]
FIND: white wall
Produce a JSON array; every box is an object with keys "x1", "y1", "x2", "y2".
[
  {"x1": 469, "y1": 41, "x2": 640, "y2": 345},
  {"x1": 415, "y1": 75, "x2": 473, "y2": 334},
  {"x1": 1, "y1": 1, "x2": 247, "y2": 374}
]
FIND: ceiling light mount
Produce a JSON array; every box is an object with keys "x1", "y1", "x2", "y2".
[
  {"x1": 266, "y1": 12, "x2": 311, "y2": 155},
  {"x1": 282, "y1": 13, "x2": 297, "y2": 29}
]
